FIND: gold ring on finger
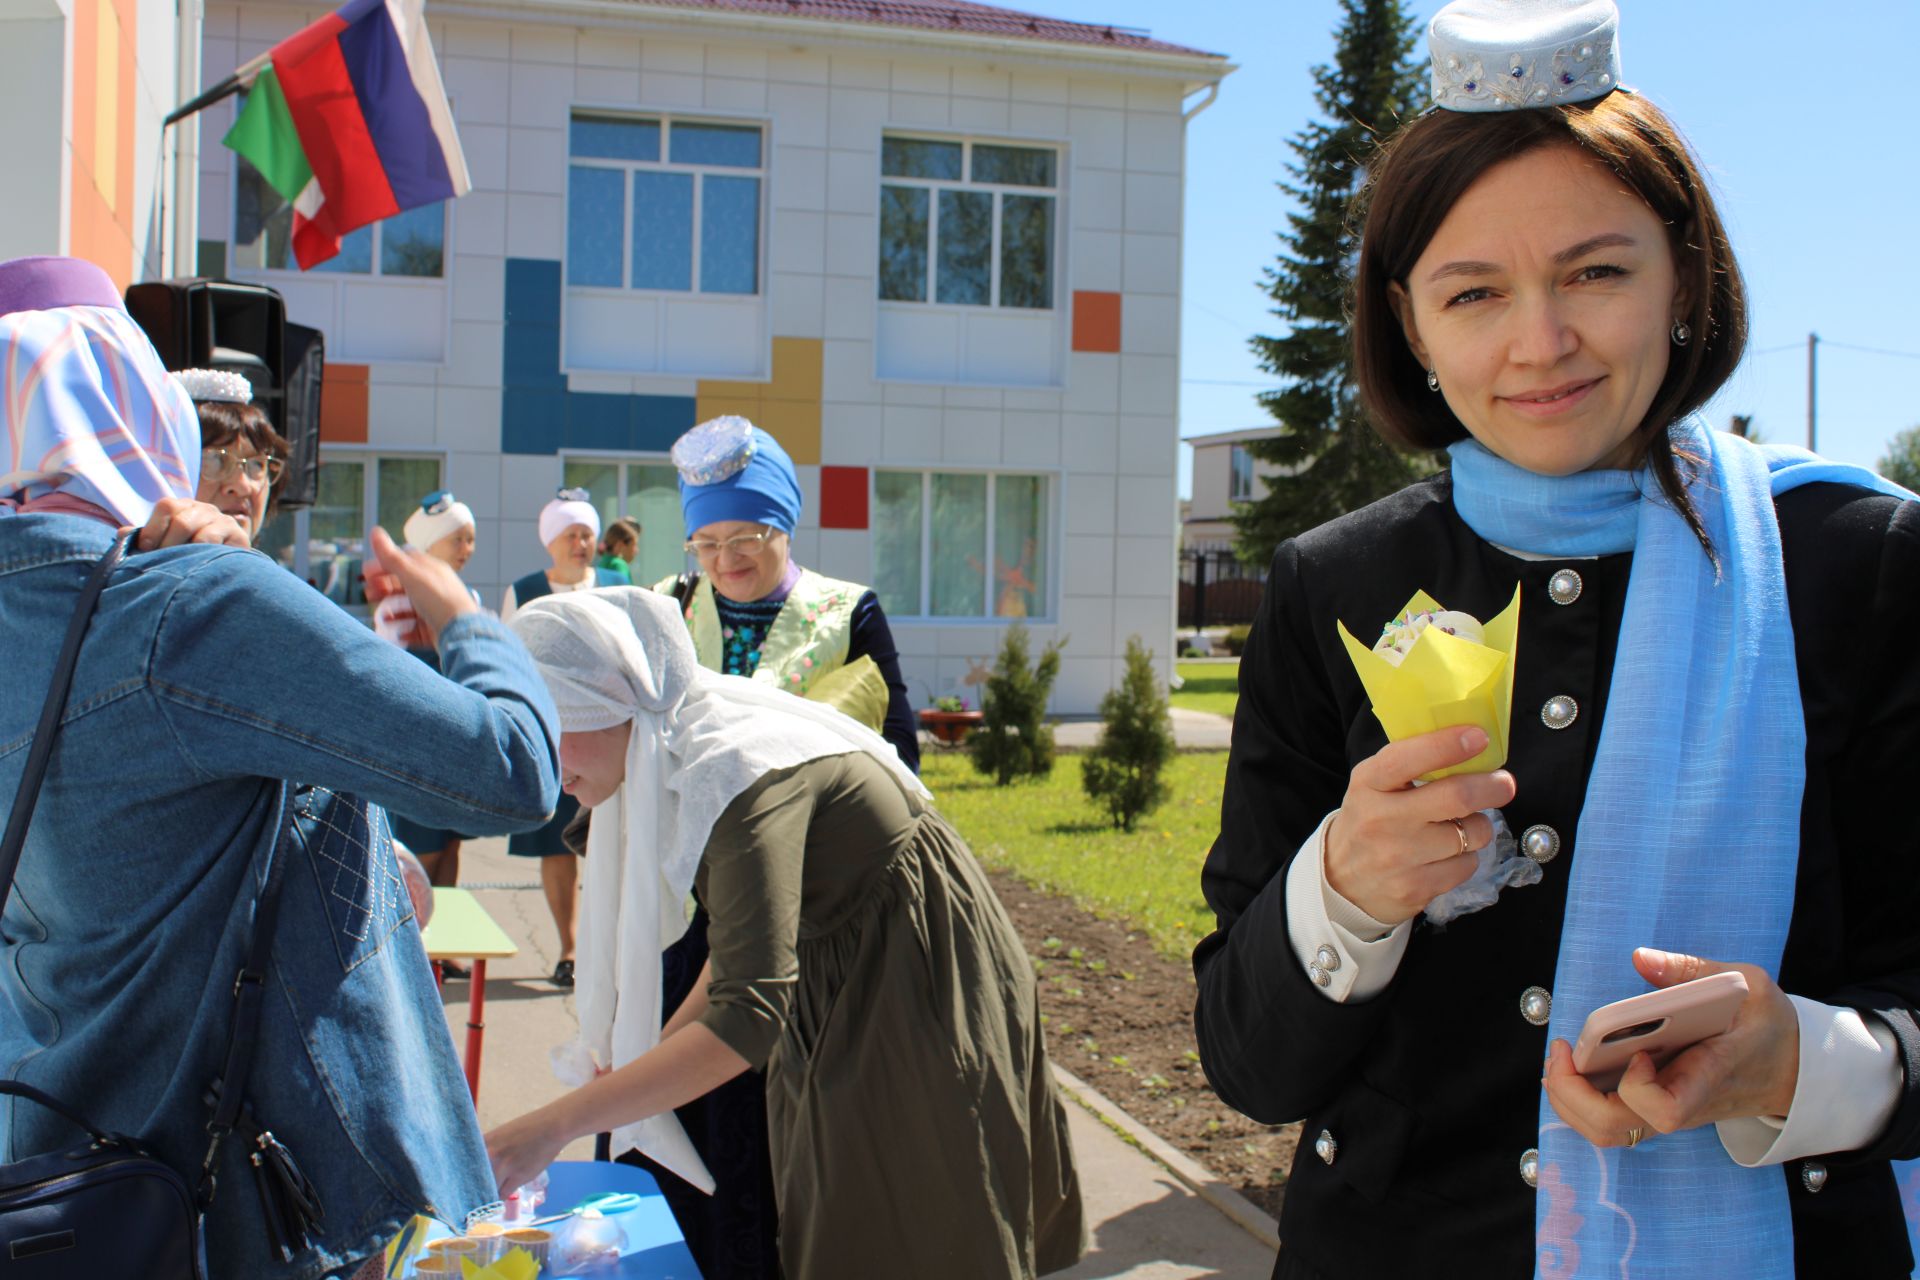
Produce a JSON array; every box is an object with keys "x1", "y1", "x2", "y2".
[{"x1": 1449, "y1": 817, "x2": 1470, "y2": 857}]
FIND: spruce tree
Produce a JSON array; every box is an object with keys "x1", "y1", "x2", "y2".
[
  {"x1": 970, "y1": 622, "x2": 1064, "y2": 785},
  {"x1": 1234, "y1": 0, "x2": 1432, "y2": 567},
  {"x1": 1082, "y1": 636, "x2": 1177, "y2": 832}
]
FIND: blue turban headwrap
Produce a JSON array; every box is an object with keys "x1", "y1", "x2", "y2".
[{"x1": 672, "y1": 415, "x2": 802, "y2": 538}]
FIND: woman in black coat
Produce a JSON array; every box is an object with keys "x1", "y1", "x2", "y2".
[{"x1": 1192, "y1": 5, "x2": 1920, "y2": 1278}]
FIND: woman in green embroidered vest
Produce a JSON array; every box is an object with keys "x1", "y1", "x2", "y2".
[{"x1": 634, "y1": 414, "x2": 917, "y2": 1277}]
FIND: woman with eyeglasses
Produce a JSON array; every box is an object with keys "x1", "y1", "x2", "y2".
[
  {"x1": 500, "y1": 491, "x2": 632, "y2": 987},
  {"x1": 627, "y1": 414, "x2": 918, "y2": 1278},
  {"x1": 178, "y1": 367, "x2": 288, "y2": 544}
]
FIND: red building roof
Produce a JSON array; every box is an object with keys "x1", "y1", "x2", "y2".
[{"x1": 621, "y1": 0, "x2": 1223, "y2": 60}]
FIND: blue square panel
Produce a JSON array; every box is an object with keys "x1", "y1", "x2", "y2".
[
  {"x1": 632, "y1": 395, "x2": 698, "y2": 451},
  {"x1": 566, "y1": 393, "x2": 635, "y2": 449},
  {"x1": 504, "y1": 258, "x2": 562, "y2": 327},
  {"x1": 503, "y1": 324, "x2": 565, "y2": 389},
  {"x1": 502, "y1": 387, "x2": 566, "y2": 455}
]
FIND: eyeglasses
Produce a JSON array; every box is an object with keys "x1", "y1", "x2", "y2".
[
  {"x1": 202, "y1": 447, "x2": 285, "y2": 485},
  {"x1": 684, "y1": 527, "x2": 777, "y2": 559}
]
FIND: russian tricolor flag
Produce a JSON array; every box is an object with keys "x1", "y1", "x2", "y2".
[{"x1": 223, "y1": 0, "x2": 469, "y2": 270}]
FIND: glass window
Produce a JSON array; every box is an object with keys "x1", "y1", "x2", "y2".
[
  {"x1": 935, "y1": 190, "x2": 991, "y2": 307},
  {"x1": 992, "y1": 474, "x2": 1046, "y2": 618},
  {"x1": 876, "y1": 470, "x2": 1050, "y2": 619},
  {"x1": 998, "y1": 194, "x2": 1054, "y2": 311},
  {"x1": 379, "y1": 202, "x2": 446, "y2": 278},
  {"x1": 929, "y1": 472, "x2": 987, "y2": 617},
  {"x1": 876, "y1": 136, "x2": 1058, "y2": 311},
  {"x1": 1229, "y1": 444, "x2": 1254, "y2": 502},
  {"x1": 308, "y1": 459, "x2": 367, "y2": 606},
  {"x1": 882, "y1": 137, "x2": 963, "y2": 181},
  {"x1": 631, "y1": 171, "x2": 694, "y2": 291},
  {"x1": 568, "y1": 166, "x2": 626, "y2": 287},
  {"x1": 566, "y1": 112, "x2": 765, "y2": 298},
  {"x1": 878, "y1": 186, "x2": 929, "y2": 302},
  {"x1": 232, "y1": 147, "x2": 444, "y2": 278},
  {"x1": 971, "y1": 144, "x2": 1056, "y2": 188},
  {"x1": 670, "y1": 122, "x2": 761, "y2": 168},
  {"x1": 378, "y1": 458, "x2": 442, "y2": 543},
  {"x1": 700, "y1": 175, "x2": 760, "y2": 295},
  {"x1": 572, "y1": 115, "x2": 660, "y2": 163},
  {"x1": 562, "y1": 458, "x2": 691, "y2": 588},
  {"x1": 873, "y1": 472, "x2": 924, "y2": 617},
  {"x1": 626, "y1": 463, "x2": 685, "y2": 586}
]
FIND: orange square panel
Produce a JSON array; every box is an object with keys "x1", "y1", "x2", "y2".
[{"x1": 1072, "y1": 291, "x2": 1121, "y2": 354}]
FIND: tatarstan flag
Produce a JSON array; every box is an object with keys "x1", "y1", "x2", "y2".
[{"x1": 222, "y1": 0, "x2": 469, "y2": 270}]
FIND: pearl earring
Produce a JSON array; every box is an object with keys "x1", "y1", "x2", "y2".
[
  {"x1": 1426, "y1": 369, "x2": 1440, "y2": 392},
  {"x1": 1671, "y1": 320, "x2": 1691, "y2": 347}
]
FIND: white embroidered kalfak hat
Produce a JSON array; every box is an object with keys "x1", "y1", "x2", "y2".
[
  {"x1": 173, "y1": 367, "x2": 254, "y2": 404},
  {"x1": 1429, "y1": 0, "x2": 1622, "y2": 113}
]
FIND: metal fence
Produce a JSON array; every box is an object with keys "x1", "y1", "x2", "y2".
[{"x1": 1178, "y1": 546, "x2": 1267, "y2": 629}]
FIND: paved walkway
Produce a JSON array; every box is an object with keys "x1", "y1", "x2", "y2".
[
  {"x1": 1048, "y1": 705, "x2": 1234, "y2": 751},
  {"x1": 442, "y1": 833, "x2": 1276, "y2": 1278}
]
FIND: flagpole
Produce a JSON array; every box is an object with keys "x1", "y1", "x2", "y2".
[{"x1": 162, "y1": 51, "x2": 271, "y2": 128}]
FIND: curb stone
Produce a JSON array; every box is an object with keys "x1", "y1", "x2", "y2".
[{"x1": 1050, "y1": 1064, "x2": 1281, "y2": 1252}]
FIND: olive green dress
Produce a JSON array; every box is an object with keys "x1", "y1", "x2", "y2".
[{"x1": 693, "y1": 751, "x2": 1086, "y2": 1279}]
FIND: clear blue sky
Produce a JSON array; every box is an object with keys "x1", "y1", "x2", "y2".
[{"x1": 1028, "y1": 0, "x2": 1920, "y2": 494}]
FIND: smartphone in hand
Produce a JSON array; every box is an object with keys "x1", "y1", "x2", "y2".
[{"x1": 1570, "y1": 970, "x2": 1749, "y2": 1093}]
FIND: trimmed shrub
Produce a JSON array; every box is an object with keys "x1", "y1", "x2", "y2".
[
  {"x1": 1082, "y1": 636, "x2": 1177, "y2": 831},
  {"x1": 970, "y1": 622, "x2": 1064, "y2": 785}
]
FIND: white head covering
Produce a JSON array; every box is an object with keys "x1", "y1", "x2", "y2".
[
  {"x1": 538, "y1": 493, "x2": 600, "y2": 548},
  {"x1": 509, "y1": 587, "x2": 928, "y2": 1186},
  {"x1": 403, "y1": 489, "x2": 475, "y2": 552}
]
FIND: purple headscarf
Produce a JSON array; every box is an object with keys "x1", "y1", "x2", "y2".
[{"x1": 0, "y1": 256, "x2": 201, "y2": 525}]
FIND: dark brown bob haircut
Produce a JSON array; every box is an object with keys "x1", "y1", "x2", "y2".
[
  {"x1": 196, "y1": 399, "x2": 294, "y2": 518},
  {"x1": 1351, "y1": 89, "x2": 1747, "y2": 555}
]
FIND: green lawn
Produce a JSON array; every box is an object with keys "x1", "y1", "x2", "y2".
[
  {"x1": 922, "y1": 751, "x2": 1228, "y2": 960},
  {"x1": 1169, "y1": 659, "x2": 1239, "y2": 720}
]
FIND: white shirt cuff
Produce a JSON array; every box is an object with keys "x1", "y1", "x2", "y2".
[
  {"x1": 1285, "y1": 811, "x2": 1412, "y2": 1004},
  {"x1": 1716, "y1": 995, "x2": 1902, "y2": 1167}
]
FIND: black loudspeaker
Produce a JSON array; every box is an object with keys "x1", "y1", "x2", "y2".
[
  {"x1": 123, "y1": 278, "x2": 323, "y2": 510},
  {"x1": 280, "y1": 323, "x2": 324, "y2": 511}
]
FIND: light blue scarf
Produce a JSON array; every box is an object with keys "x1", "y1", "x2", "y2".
[{"x1": 1448, "y1": 415, "x2": 1911, "y2": 1280}]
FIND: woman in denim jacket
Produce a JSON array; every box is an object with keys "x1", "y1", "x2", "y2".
[{"x1": 0, "y1": 257, "x2": 563, "y2": 1278}]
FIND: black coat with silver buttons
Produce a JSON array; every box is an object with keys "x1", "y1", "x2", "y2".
[{"x1": 1194, "y1": 473, "x2": 1920, "y2": 1279}]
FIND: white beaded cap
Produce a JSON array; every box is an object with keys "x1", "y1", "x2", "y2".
[{"x1": 1429, "y1": 0, "x2": 1622, "y2": 114}]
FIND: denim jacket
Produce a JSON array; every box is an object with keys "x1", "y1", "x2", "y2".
[{"x1": 0, "y1": 513, "x2": 561, "y2": 1278}]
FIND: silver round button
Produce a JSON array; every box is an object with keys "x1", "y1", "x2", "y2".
[
  {"x1": 1522, "y1": 824, "x2": 1561, "y2": 864},
  {"x1": 1314, "y1": 945, "x2": 1341, "y2": 973},
  {"x1": 1548, "y1": 568, "x2": 1584, "y2": 606},
  {"x1": 1801, "y1": 1161, "x2": 1827, "y2": 1194},
  {"x1": 1520, "y1": 985, "x2": 1552, "y2": 1026},
  {"x1": 1519, "y1": 1147, "x2": 1539, "y2": 1189},
  {"x1": 1541, "y1": 695, "x2": 1579, "y2": 730},
  {"x1": 1315, "y1": 1129, "x2": 1338, "y2": 1165},
  {"x1": 1309, "y1": 965, "x2": 1331, "y2": 988}
]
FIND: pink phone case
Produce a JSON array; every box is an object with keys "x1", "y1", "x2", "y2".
[{"x1": 1569, "y1": 970, "x2": 1750, "y2": 1093}]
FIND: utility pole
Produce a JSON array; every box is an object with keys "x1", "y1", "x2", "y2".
[{"x1": 1807, "y1": 332, "x2": 1818, "y2": 453}]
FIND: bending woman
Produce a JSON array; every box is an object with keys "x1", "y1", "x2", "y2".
[
  {"x1": 486, "y1": 587, "x2": 1083, "y2": 1279},
  {"x1": 1193, "y1": 4, "x2": 1920, "y2": 1278}
]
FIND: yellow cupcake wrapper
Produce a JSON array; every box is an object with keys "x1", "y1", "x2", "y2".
[{"x1": 1337, "y1": 585, "x2": 1521, "y2": 781}]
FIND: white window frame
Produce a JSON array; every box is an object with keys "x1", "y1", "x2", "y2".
[
  {"x1": 558, "y1": 450, "x2": 692, "y2": 582},
  {"x1": 872, "y1": 468, "x2": 1056, "y2": 623},
  {"x1": 877, "y1": 133, "x2": 1062, "y2": 312},
  {"x1": 565, "y1": 111, "x2": 767, "y2": 298},
  {"x1": 272, "y1": 448, "x2": 445, "y2": 614}
]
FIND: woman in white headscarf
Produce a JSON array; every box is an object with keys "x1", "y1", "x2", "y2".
[{"x1": 489, "y1": 587, "x2": 1084, "y2": 1280}]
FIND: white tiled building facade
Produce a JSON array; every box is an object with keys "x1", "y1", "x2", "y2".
[{"x1": 196, "y1": 0, "x2": 1228, "y2": 714}]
